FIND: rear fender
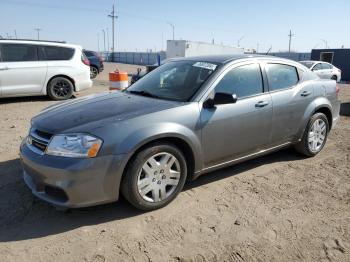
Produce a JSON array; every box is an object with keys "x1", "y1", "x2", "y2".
[{"x1": 295, "y1": 97, "x2": 332, "y2": 141}]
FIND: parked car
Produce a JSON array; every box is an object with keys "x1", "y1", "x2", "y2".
[
  {"x1": 0, "y1": 39, "x2": 92, "y2": 100},
  {"x1": 20, "y1": 55, "x2": 341, "y2": 211},
  {"x1": 299, "y1": 60, "x2": 341, "y2": 82},
  {"x1": 83, "y1": 50, "x2": 104, "y2": 79}
]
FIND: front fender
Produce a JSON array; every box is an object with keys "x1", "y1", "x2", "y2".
[{"x1": 116, "y1": 122, "x2": 203, "y2": 172}]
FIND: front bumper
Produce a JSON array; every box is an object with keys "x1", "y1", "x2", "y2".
[{"x1": 20, "y1": 142, "x2": 127, "y2": 208}]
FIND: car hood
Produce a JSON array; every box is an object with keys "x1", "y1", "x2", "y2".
[{"x1": 32, "y1": 91, "x2": 181, "y2": 133}]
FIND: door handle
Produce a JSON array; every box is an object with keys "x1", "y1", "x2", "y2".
[
  {"x1": 255, "y1": 101, "x2": 269, "y2": 107},
  {"x1": 301, "y1": 91, "x2": 311, "y2": 97},
  {"x1": 0, "y1": 67, "x2": 9, "y2": 71}
]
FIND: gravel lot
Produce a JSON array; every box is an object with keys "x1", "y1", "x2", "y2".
[{"x1": 0, "y1": 63, "x2": 349, "y2": 262}]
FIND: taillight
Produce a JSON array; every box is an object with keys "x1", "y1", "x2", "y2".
[
  {"x1": 336, "y1": 84, "x2": 340, "y2": 96},
  {"x1": 81, "y1": 54, "x2": 90, "y2": 66}
]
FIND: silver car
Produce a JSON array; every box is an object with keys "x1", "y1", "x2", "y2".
[
  {"x1": 300, "y1": 60, "x2": 342, "y2": 82},
  {"x1": 20, "y1": 55, "x2": 341, "y2": 211}
]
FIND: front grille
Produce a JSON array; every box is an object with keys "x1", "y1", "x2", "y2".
[{"x1": 28, "y1": 128, "x2": 52, "y2": 153}]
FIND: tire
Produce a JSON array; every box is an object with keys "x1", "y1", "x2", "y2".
[
  {"x1": 331, "y1": 75, "x2": 337, "y2": 81},
  {"x1": 294, "y1": 113, "x2": 329, "y2": 157},
  {"x1": 47, "y1": 77, "x2": 74, "y2": 101},
  {"x1": 90, "y1": 66, "x2": 99, "y2": 79},
  {"x1": 121, "y1": 143, "x2": 187, "y2": 211}
]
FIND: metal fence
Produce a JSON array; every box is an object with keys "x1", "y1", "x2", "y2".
[
  {"x1": 259, "y1": 52, "x2": 311, "y2": 61},
  {"x1": 103, "y1": 51, "x2": 166, "y2": 65}
]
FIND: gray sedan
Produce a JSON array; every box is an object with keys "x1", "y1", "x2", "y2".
[{"x1": 20, "y1": 54, "x2": 341, "y2": 210}]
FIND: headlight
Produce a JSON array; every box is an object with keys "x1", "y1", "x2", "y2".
[{"x1": 46, "y1": 134, "x2": 102, "y2": 158}]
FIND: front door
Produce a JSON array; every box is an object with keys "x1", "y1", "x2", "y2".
[{"x1": 200, "y1": 63, "x2": 272, "y2": 168}]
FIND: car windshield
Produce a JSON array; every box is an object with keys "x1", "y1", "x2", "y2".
[
  {"x1": 126, "y1": 60, "x2": 218, "y2": 101},
  {"x1": 299, "y1": 61, "x2": 314, "y2": 69}
]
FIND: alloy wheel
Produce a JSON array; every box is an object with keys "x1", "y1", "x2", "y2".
[
  {"x1": 52, "y1": 80, "x2": 71, "y2": 98},
  {"x1": 90, "y1": 67, "x2": 98, "y2": 79},
  {"x1": 308, "y1": 118, "x2": 327, "y2": 152}
]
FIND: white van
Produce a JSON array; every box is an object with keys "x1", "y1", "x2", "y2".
[{"x1": 0, "y1": 40, "x2": 92, "y2": 100}]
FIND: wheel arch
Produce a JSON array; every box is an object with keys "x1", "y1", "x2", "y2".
[
  {"x1": 314, "y1": 106, "x2": 333, "y2": 130},
  {"x1": 46, "y1": 74, "x2": 76, "y2": 93},
  {"x1": 121, "y1": 136, "x2": 197, "y2": 187}
]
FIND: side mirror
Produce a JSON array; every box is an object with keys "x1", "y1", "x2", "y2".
[{"x1": 203, "y1": 92, "x2": 238, "y2": 108}]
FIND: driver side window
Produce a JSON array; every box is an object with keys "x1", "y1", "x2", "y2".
[{"x1": 215, "y1": 63, "x2": 263, "y2": 99}]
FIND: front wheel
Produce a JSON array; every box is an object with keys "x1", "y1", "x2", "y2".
[
  {"x1": 121, "y1": 143, "x2": 187, "y2": 211},
  {"x1": 294, "y1": 113, "x2": 329, "y2": 157}
]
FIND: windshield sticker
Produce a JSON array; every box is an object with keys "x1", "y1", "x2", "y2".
[{"x1": 193, "y1": 62, "x2": 217, "y2": 71}]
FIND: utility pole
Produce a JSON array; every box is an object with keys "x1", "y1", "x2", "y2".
[
  {"x1": 34, "y1": 28, "x2": 42, "y2": 40},
  {"x1": 14, "y1": 30, "x2": 17, "y2": 39},
  {"x1": 97, "y1": 33, "x2": 100, "y2": 53},
  {"x1": 288, "y1": 29, "x2": 294, "y2": 54},
  {"x1": 167, "y1": 22, "x2": 175, "y2": 40},
  {"x1": 106, "y1": 28, "x2": 110, "y2": 52},
  {"x1": 108, "y1": 4, "x2": 118, "y2": 62},
  {"x1": 102, "y1": 29, "x2": 106, "y2": 53}
]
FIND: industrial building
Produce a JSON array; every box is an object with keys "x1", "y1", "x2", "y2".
[{"x1": 166, "y1": 40, "x2": 244, "y2": 58}]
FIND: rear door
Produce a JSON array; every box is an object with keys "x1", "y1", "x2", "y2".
[
  {"x1": 265, "y1": 63, "x2": 314, "y2": 145},
  {"x1": 0, "y1": 43, "x2": 47, "y2": 96}
]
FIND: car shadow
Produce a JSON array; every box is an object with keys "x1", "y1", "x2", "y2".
[
  {"x1": 0, "y1": 148, "x2": 302, "y2": 242},
  {"x1": 340, "y1": 102, "x2": 350, "y2": 117}
]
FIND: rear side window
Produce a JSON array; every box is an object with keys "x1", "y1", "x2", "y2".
[
  {"x1": 215, "y1": 63, "x2": 263, "y2": 99},
  {"x1": 322, "y1": 63, "x2": 332, "y2": 69},
  {"x1": 313, "y1": 63, "x2": 323, "y2": 71},
  {"x1": 40, "y1": 46, "x2": 74, "y2": 60},
  {"x1": 1, "y1": 44, "x2": 38, "y2": 62},
  {"x1": 84, "y1": 51, "x2": 95, "y2": 57},
  {"x1": 265, "y1": 64, "x2": 298, "y2": 91}
]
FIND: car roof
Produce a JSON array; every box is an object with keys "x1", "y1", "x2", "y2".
[
  {"x1": 0, "y1": 39, "x2": 82, "y2": 49},
  {"x1": 167, "y1": 54, "x2": 294, "y2": 65},
  {"x1": 300, "y1": 60, "x2": 328, "y2": 64}
]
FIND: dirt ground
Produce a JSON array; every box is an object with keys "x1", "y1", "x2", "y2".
[{"x1": 0, "y1": 63, "x2": 349, "y2": 262}]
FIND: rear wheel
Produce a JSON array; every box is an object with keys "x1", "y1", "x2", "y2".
[
  {"x1": 121, "y1": 143, "x2": 187, "y2": 211},
  {"x1": 294, "y1": 113, "x2": 329, "y2": 157},
  {"x1": 90, "y1": 66, "x2": 99, "y2": 79},
  {"x1": 47, "y1": 77, "x2": 74, "y2": 100}
]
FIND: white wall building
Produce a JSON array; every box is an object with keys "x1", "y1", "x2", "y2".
[{"x1": 166, "y1": 40, "x2": 244, "y2": 59}]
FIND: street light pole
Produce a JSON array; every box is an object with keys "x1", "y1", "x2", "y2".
[
  {"x1": 237, "y1": 36, "x2": 244, "y2": 47},
  {"x1": 108, "y1": 4, "x2": 118, "y2": 62},
  {"x1": 167, "y1": 22, "x2": 175, "y2": 40},
  {"x1": 102, "y1": 29, "x2": 106, "y2": 53}
]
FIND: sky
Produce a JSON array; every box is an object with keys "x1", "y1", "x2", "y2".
[{"x1": 1, "y1": 0, "x2": 349, "y2": 53}]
